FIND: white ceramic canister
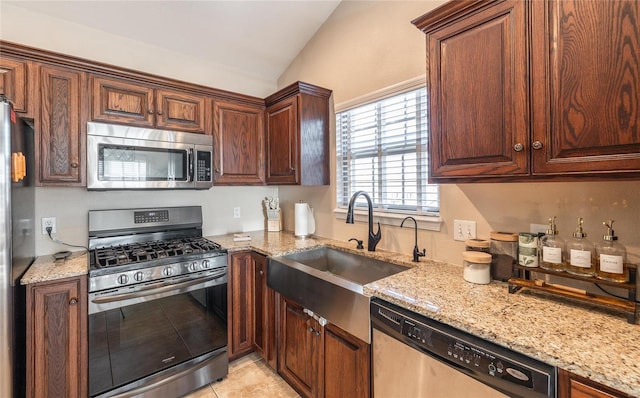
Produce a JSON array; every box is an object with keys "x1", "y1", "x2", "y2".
[{"x1": 462, "y1": 251, "x2": 492, "y2": 284}]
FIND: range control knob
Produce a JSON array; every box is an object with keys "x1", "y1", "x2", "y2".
[
  {"x1": 117, "y1": 274, "x2": 129, "y2": 285},
  {"x1": 134, "y1": 271, "x2": 144, "y2": 282},
  {"x1": 188, "y1": 262, "x2": 199, "y2": 272},
  {"x1": 162, "y1": 267, "x2": 174, "y2": 277},
  {"x1": 201, "y1": 259, "x2": 210, "y2": 269}
]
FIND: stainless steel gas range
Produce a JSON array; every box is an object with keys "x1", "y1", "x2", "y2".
[{"x1": 87, "y1": 206, "x2": 228, "y2": 398}]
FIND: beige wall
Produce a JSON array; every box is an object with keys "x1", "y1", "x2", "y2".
[{"x1": 278, "y1": 0, "x2": 640, "y2": 268}]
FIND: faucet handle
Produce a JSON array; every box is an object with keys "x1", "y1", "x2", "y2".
[
  {"x1": 418, "y1": 248, "x2": 426, "y2": 257},
  {"x1": 349, "y1": 238, "x2": 364, "y2": 250}
]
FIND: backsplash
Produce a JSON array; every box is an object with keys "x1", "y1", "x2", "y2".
[{"x1": 34, "y1": 186, "x2": 277, "y2": 256}]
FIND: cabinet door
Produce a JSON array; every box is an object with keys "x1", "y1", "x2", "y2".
[
  {"x1": 213, "y1": 100, "x2": 265, "y2": 184},
  {"x1": 558, "y1": 369, "x2": 630, "y2": 398},
  {"x1": 26, "y1": 276, "x2": 87, "y2": 398},
  {"x1": 155, "y1": 89, "x2": 207, "y2": 133},
  {"x1": 323, "y1": 323, "x2": 370, "y2": 398},
  {"x1": 266, "y1": 96, "x2": 299, "y2": 184},
  {"x1": 0, "y1": 57, "x2": 30, "y2": 114},
  {"x1": 531, "y1": 0, "x2": 640, "y2": 175},
  {"x1": 253, "y1": 253, "x2": 276, "y2": 369},
  {"x1": 91, "y1": 75, "x2": 154, "y2": 127},
  {"x1": 278, "y1": 297, "x2": 321, "y2": 398},
  {"x1": 423, "y1": 0, "x2": 529, "y2": 180},
  {"x1": 228, "y1": 251, "x2": 254, "y2": 360},
  {"x1": 37, "y1": 64, "x2": 86, "y2": 186}
]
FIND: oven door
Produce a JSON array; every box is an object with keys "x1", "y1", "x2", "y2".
[{"x1": 88, "y1": 271, "x2": 228, "y2": 397}]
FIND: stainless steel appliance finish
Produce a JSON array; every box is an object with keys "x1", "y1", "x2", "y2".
[
  {"x1": 268, "y1": 247, "x2": 408, "y2": 343},
  {"x1": 0, "y1": 96, "x2": 36, "y2": 398},
  {"x1": 87, "y1": 122, "x2": 213, "y2": 190},
  {"x1": 371, "y1": 299, "x2": 556, "y2": 398},
  {"x1": 88, "y1": 206, "x2": 228, "y2": 398}
]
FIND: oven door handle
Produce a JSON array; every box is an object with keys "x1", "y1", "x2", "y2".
[{"x1": 91, "y1": 271, "x2": 226, "y2": 304}]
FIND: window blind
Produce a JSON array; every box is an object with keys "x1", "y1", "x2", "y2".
[{"x1": 336, "y1": 86, "x2": 439, "y2": 214}]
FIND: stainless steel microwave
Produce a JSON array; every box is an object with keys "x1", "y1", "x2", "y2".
[{"x1": 87, "y1": 122, "x2": 213, "y2": 190}]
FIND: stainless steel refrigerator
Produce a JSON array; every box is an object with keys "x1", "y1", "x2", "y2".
[{"x1": 0, "y1": 95, "x2": 36, "y2": 398}]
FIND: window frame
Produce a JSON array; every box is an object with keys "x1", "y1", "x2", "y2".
[{"x1": 333, "y1": 76, "x2": 442, "y2": 231}]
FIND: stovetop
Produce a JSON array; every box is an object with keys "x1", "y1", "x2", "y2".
[{"x1": 92, "y1": 237, "x2": 223, "y2": 269}]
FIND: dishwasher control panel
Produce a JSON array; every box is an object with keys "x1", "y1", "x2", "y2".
[
  {"x1": 401, "y1": 318, "x2": 534, "y2": 388},
  {"x1": 373, "y1": 298, "x2": 555, "y2": 398}
]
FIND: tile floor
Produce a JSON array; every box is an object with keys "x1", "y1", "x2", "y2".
[{"x1": 183, "y1": 353, "x2": 300, "y2": 398}]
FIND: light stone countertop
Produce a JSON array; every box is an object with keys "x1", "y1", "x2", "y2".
[
  {"x1": 21, "y1": 251, "x2": 89, "y2": 284},
  {"x1": 21, "y1": 230, "x2": 639, "y2": 395},
  {"x1": 208, "y1": 231, "x2": 640, "y2": 397}
]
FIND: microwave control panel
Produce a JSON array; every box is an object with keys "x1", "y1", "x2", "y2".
[{"x1": 196, "y1": 151, "x2": 212, "y2": 182}]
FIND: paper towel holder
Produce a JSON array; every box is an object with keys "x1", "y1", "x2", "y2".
[{"x1": 295, "y1": 201, "x2": 316, "y2": 239}]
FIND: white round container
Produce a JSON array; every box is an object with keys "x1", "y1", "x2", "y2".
[{"x1": 462, "y1": 251, "x2": 492, "y2": 284}]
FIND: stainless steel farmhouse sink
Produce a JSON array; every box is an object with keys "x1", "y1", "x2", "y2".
[{"x1": 268, "y1": 246, "x2": 409, "y2": 343}]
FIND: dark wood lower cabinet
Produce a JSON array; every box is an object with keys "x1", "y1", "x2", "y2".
[
  {"x1": 227, "y1": 251, "x2": 254, "y2": 360},
  {"x1": 323, "y1": 323, "x2": 370, "y2": 398},
  {"x1": 252, "y1": 252, "x2": 276, "y2": 368},
  {"x1": 278, "y1": 295, "x2": 371, "y2": 398},
  {"x1": 278, "y1": 297, "x2": 322, "y2": 398},
  {"x1": 559, "y1": 369, "x2": 631, "y2": 398},
  {"x1": 26, "y1": 276, "x2": 87, "y2": 398}
]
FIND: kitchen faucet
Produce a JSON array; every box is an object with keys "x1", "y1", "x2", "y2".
[
  {"x1": 400, "y1": 216, "x2": 426, "y2": 262},
  {"x1": 346, "y1": 191, "x2": 381, "y2": 251}
]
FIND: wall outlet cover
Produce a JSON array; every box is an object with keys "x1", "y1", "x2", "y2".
[{"x1": 41, "y1": 217, "x2": 57, "y2": 235}]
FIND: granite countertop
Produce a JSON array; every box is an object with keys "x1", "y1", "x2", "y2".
[
  {"x1": 21, "y1": 251, "x2": 89, "y2": 285},
  {"x1": 209, "y1": 231, "x2": 640, "y2": 396},
  {"x1": 21, "y1": 230, "x2": 639, "y2": 395}
]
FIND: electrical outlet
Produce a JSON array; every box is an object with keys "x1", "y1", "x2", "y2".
[
  {"x1": 453, "y1": 219, "x2": 476, "y2": 241},
  {"x1": 530, "y1": 224, "x2": 547, "y2": 234},
  {"x1": 233, "y1": 207, "x2": 241, "y2": 219},
  {"x1": 41, "y1": 217, "x2": 57, "y2": 235}
]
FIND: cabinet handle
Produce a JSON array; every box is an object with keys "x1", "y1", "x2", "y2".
[
  {"x1": 214, "y1": 168, "x2": 220, "y2": 173},
  {"x1": 259, "y1": 270, "x2": 264, "y2": 276},
  {"x1": 148, "y1": 109, "x2": 154, "y2": 114},
  {"x1": 290, "y1": 167, "x2": 296, "y2": 173},
  {"x1": 513, "y1": 143, "x2": 524, "y2": 152},
  {"x1": 157, "y1": 110, "x2": 163, "y2": 115},
  {"x1": 70, "y1": 162, "x2": 78, "y2": 168},
  {"x1": 308, "y1": 327, "x2": 314, "y2": 333},
  {"x1": 314, "y1": 330, "x2": 320, "y2": 336},
  {"x1": 69, "y1": 298, "x2": 78, "y2": 305},
  {"x1": 532, "y1": 141, "x2": 543, "y2": 150}
]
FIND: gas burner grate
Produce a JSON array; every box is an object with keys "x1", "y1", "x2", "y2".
[{"x1": 92, "y1": 237, "x2": 223, "y2": 269}]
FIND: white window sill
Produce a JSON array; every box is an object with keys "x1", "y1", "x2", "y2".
[{"x1": 333, "y1": 208, "x2": 442, "y2": 232}]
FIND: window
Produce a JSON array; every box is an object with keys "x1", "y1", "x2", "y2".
[{"x1": 336, "y1": 83, "x2": 439, "y2": 221}]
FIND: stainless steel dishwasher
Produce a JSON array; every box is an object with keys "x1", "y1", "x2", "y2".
[{"x1": 371, "y1": 299, "x2": 556, "y2": 398}]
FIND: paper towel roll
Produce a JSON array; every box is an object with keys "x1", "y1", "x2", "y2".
[{"x1": 295, "y1": 202, "x2": 315, "y2": 238}]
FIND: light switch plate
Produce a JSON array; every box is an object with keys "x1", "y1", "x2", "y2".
[{"x1": 453, "y1": 220, "x2": 476, "y2": 241}]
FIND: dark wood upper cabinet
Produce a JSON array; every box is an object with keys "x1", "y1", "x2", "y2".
[
  {"x1": 531, "y1": 0, "x2": 640, "y2": 176},
  {"x1": 212, "y1": 100, "x2": 265, "y2": 184},
  {"x1": 265, "y1": 81, "x2": 331, "y2": 185},
  {"x1": 91, "y1": 75, "x2": 208, "y2": 134},
  {"x1": 91, "y1": 75, "x2": 154, "y2": 127},
  {"x1": 155, "y1": 89, "x2": 206, "y2": 133},
  {"x1": 418, "y1": 0, "x2": 529, "y2": 180},
  {"x1": 26, "y1": 276, "x2": 88, "y2": 398},
  {"x1": 37, "y1": 64, "x2": 86, "y2": 186},
  {"x1": 0, "y1": 56, "x2": 31, "y2": 115},
  {"x1": 414, "y1": 0, "x2": 640, "y2": 182}
]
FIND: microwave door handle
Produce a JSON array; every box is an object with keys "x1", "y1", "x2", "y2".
[{"x1": 188, "y1": 149, "x2": 194, "y2": 182}]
